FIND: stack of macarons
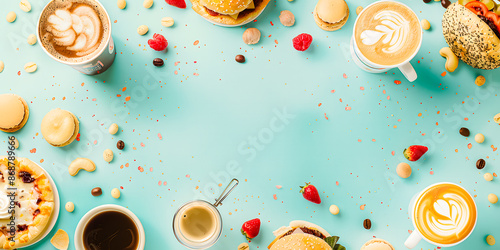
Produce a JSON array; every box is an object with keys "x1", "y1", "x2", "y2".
[
  {"x1": 41, "y1": 108, "x2": 80, "y2": 147},
  {"x1": 0, "y1": 94, "x2": 30, "y2": 133},
  {"x1": 314, "y1": 0, "x2": 349, "y2": 31},
  {"x1": 361, "y1": 239, "x2": 394, "y2": 250}
]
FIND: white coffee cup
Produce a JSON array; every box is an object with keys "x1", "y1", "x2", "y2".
[
  {"x1": 350, "y1": 0, "x2": 422, "y2": 82},
  {"x1": 74, "y1": 204, "x2": 146, "y2": 250},
  {"x1": 404, "y1": 182, "x2": 477, "y2": 249},
  {"x1": 37, "y1": 0, "x2": 115, "y2": 75}
]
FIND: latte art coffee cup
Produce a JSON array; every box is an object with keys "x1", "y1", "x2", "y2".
[
  {"x1": 405, "y1": 183, "x2": 477, "y2": 249},
  {"x1": 350, "y1": 1, "x2": 423, "y2": 82},
  {"x1": 37, "y1": 0, "x2": 115, "y2": 75}
]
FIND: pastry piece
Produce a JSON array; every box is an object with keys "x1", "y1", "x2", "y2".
[
  {"x1": 41, "y1": 108, "x2": 79, "y2": 147},
  {"x1": 0, "y1": 157, "x2": 55, "y2": 249},
  {"x1": 190, "y1": 0, "x2": 271, "y2": 26},
  {"x1": 314, "y1": 0, "x2": 349, "y2": 31},
  {"x1": 361, "y1": 239, "x2": 394, "y2": 250},
  {"x1": 0, "y1": 94, "x2": 29, "y2": 133}
]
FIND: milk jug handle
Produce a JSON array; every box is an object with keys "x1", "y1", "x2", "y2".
[
  {"x1": 404, "y1": 229, "x2": 422, "y2": 249},
  {"x1": 214, "y1": 178, "x2": 239, "y2": 207}
]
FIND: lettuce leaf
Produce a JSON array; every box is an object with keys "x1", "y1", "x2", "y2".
[{"x1": 325, "y1": 236, "x2": 345, "y2": 250}]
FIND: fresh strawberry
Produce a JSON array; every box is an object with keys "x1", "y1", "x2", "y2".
[
  {"x1": 300, "y1": 182, "x2": 321, "y2": 204},
  {"x1": 165, "y1": 0, "x2": 186, "y2": 9},
  {"x1": 403, "y1": 145, "x2": 428, "y2": 161},
  {"x1": 148, "y1": 33, "x2": 168, "y2": 51},
  {"x1": 241, "y1": 218, "x2": 260, "y2": 241}
]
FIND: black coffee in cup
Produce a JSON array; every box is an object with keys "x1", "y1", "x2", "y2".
[{"x1": 83, "y1": 211, "x2": 139, "y2": 250}]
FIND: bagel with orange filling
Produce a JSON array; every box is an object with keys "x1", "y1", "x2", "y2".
[{"x1": 190, "y1": 0, "x2": 270, "y2": 26}]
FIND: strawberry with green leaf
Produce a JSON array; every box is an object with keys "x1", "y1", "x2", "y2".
[
  {"x1": 300, "y1": 182, "x2": 321, "y2": 204},
  {"x1": 241, "y1": 218, "x2": 260, "y2": 241},
  {"x1": 404, "y1": 145, "x2": 428, "y2": 161}
]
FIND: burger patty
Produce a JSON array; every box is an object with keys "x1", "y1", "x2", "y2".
[
  {"x1": 205, "y1": 0, "x2": 263, "y2": 18},
  {"x1": 479, "y1": 15, "x2": 500, "y2": 38},
  {"x1": 279, "y1": 227, "x2": 326, "y2": 240}
]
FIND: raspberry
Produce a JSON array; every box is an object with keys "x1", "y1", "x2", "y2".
[
  {"x1": 148, "y1": 33, "x2": 168, "y2": 51},
  {"x1": 292, "y1": 33, "x2": 313, "y2": 51}
]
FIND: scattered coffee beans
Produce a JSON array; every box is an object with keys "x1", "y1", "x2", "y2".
[
  {"x1": 441, "y1": 0, "x2": 451, "y2": 8},
  {"x1": 117, "y1": 140, "x2": 125, "y2": 150},
  {"x1": 153, "y1": 58, "x2": 164, "y2": 67},
  {"x1": 235, "y1": 55, "x2": 245, "y2": 63},
  {"x1": 476, "y1": 159, "x2": 486, "y2": 170},
  {"x1": 91, "y1": 187, "x2": 102, "y2": 196},
  {"x1": 459, "y1": 127, "x2": 470, "y2": 137},
  {"x1": 363, "y1": 219, "x2": 372, "y2": 230}
]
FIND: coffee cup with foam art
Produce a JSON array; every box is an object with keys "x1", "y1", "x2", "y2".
[{"x1": 405, "y1": 182, "x2": 477, "y2": 249}]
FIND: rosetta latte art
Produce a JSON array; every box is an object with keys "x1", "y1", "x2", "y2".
[
  {"x1": 429, "y1": 195, "x2": 470, "y2": 238},
  {"x1": 359, "y1": 10, "x2": 410, "y2": 54},
  {"x1": 46, "y1": 5, "x2": 101, "y2": 57}
]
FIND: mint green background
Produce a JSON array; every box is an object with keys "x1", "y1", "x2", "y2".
[{"x1": 1, "y1": 0, "x2": 499, "y2": 249}]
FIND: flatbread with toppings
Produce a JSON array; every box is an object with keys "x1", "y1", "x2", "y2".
[{"x1": 0, "y1": 157, "x2": 54, "y2": 249}]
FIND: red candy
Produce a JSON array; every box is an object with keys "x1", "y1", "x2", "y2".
[
  {"x1": 148, "y1": 33, "x2": 168, "y2": 51},
  {"x1": 165, "y1": 0, "x2": 186, "y2": 9},
  {"x1": 292, "y1": 33, "x2": 313, "y2": 51}
]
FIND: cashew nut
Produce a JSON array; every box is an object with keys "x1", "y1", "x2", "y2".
[
  {"x1": 68, "y1": 158, "x2": 96, "y2": 176},
  {"x1": 439, "y1": 47, "x2": 459, "y2": 72}
]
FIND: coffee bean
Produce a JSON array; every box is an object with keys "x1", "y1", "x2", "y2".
[
  {"x1": 423, "y1": 0, "x2": 431, "y2": 3},
  {"x1": 91, "y1": 187, "x2": 102, "y2": 196},
  {"x1": 235, "y1": 54, "x2": 246, "y2": 63},
  {"x1": 117, "y1": 140, "x2": 125, "y2": 150},
  {"x1": 476, "y1": 159, "x2": 486, "y2": 170},
  {"x1": 459, "y1": 127, "x2": 470, "y2": 137},
  {"x1": 153, "y1": 58, "x2": 164, "y2": 67},
  {"x1": 441, "y1": 0, "x2": 451, "y2": 8},
  {"x1": 363, "y1": 219, "x2": 372, "y2": 230}
]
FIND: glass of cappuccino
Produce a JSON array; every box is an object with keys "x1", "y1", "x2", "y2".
[
  {"x1": 37, "y1": 0, "x2": 115, "y2": 75},
  {"x1": 350, "y1": 0, "x2": 423, "y2": 82}
]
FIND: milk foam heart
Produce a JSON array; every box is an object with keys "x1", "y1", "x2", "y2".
[
  {"x1": 39, "y1": 0, "x2": 109, "y2": 63},
  {"x1": 413, "y1": 183, "x2": 477, "y2": 245}
]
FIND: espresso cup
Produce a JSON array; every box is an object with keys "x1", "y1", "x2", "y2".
[
  {"x1": 37, "y1": 0, "x2": 115, "y2": 75},
  {"x1": 173, "y1": 179, "x2": 239, "y2": 249},
  {"x1": 350, "y1": 0, "x2": 423, "y2": 82},
  {"x1": 405, "y1": 182, "x2": 477, "y2": 249}
]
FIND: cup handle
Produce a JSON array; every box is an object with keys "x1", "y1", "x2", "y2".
[
  {"x1": 404, "y1": 229, "x2": 422, "y2": 249},
  {"x1": 398, "y1": 62, "x2": 417, "y2": 82}
]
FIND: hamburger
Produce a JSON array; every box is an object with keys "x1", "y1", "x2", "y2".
[
  {"x1": 190, "y1": 0, "x2": 270, "y2": 26},
  {"x1": 267, "y1": 220, "x2": 345, "y2": 250},
  {"x1": 442, "y1": 1, "x2": 500, "y2": 69}
]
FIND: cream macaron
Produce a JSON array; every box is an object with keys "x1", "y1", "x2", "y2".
[
  {"x1": 0, "y1": 94, "x2": 29, "y2": 133},
  {"x1": 41, "y1": 108, "x2": 79, "y2": 147},
  {"x1": 314, "y1": 0, "x2": 349, "y2": 31},
  {"x1": 361, "y1": 239, "x2": 394, "y2": 250}
]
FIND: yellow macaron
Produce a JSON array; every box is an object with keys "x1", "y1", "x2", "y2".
[
  {"x1": 41, "y1": 108, "x2": 79, "y2": 147},
  {"x1": 361, "y1": 239, "x2": 394, "y2": 250},
  {"x1": 0, "y1": 94, "x2": 29, "y2": 133},
  {"x1": 314, "y1": 0, "x2": 349, "y2": 31}
]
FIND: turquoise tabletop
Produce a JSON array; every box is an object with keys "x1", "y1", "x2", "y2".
[{"x1": 1, "y1": 0, "x2": 499, "y2": 249}]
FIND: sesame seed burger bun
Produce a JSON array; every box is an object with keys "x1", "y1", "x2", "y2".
[
  {"x1": 190, "y1": 0, "x2": 270, "y2": 26},
  {"x1": 200, "y1": 0, "x2": 252, "y2": 15},
  {"x1": 442, "y1": 3, "x2": 500, "y2": 70},
  {"x1": 269, "y1": 234, "x2": 333, "y2": 250}
]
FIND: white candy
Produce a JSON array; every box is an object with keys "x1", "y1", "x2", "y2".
[
  {"x1": 65, "y1": 202, "x2": 75, "y2": 212},
  {"x1": 111, "y1": 188, "x2": 120, "y2": 199}
]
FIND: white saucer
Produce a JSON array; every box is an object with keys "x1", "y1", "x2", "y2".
[
  {"x1": 22, "y1": 163, "x2": 60, "y2": 248},
  {"x1": 201, "y1": 6, "x2": 267, "y2": 27}
]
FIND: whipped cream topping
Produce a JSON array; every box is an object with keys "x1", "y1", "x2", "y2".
[
  {"x1": 46, "y1": 5, "x2": 101, "y2": 57},
  {"x1": 360, "y1": 10, "x2": 410, "y2": 54},
  {"x1": 0, "y1": 194, "x2": 11, "y2": 219}
]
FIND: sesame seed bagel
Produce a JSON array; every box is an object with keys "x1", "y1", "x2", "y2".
[
  {"x1": 200, "y1": 0, "x2": 253, "y2": 15},
  {"x1": 442, "y1": 3, "x2": 500, "y2": 70},
  {"x1": 191, "y1": 0, "x2": 270, "y2": 26}
]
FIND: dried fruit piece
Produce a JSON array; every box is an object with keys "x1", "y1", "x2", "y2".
[
  {"x1": 292, "y1": 33, "x2": 313, "y2": 51},
  {"x1": 148, "y1": 33, "x2": 168, "y2": 51}
]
